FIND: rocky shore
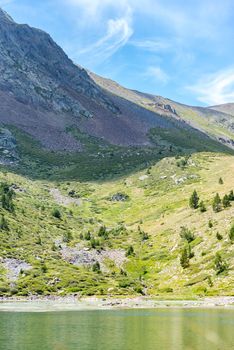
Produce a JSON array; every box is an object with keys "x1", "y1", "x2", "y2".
[{"x1": 0, "y1": 296, "x2": 233, "y2": 312}]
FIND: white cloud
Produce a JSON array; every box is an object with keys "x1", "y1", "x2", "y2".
[
  {"x1": 144, "y1": 66, "x2": 170, "y2": 85},
  {"x1": 188, "y1": 68, "x2": 234, "y2": 106},
  {"x1": 78, "y1": 15, "x2": 133, "y2": 63},
  {"x1": 64, "y1": 0, "x2": 133, "y2": 65}
]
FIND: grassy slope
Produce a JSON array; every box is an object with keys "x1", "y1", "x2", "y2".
[
  {"x1": 90, "y1": 72, "x2": 234, "y2": 146},
  {"x1": 0, "y1": 152, "x2": 233, "y2": 298}
]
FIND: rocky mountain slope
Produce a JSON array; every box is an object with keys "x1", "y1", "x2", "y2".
[
  {"x1": 91, "y1": 73, "x2": 234, "y2": 150},
  {"x1": 209, "y1": 103, "x2": 234, "y2": 117},
  {"x1": 0, "y1": 7, "x2": 233, "y2": 155}
]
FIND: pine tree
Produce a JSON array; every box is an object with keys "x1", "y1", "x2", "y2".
[
  {"x1": 180, "y1": 247, "x2": 189, "y2": 268},
  {"x1": 222, "y1": 194, "x2": 231, "y2": 208},
  {"x1": 189, "y1": 190, "x2": 199, "y2": 209},
  {"x1": 228, "y1": 190, "x2": 234, "y2": 201},
  {"x1": 212, "y1": 193, "x2": 222, "y2": 212}
]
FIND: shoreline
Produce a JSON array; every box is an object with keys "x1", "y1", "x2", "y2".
[{"x1": 0, "y1": 296, "x2": 233, "y2": 312}]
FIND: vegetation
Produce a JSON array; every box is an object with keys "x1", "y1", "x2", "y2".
[
  {"x1": 180, "y1": 227, "x2": 195, "y2": 243},
  {"x1": 214, "y1": 253, "x2": 228, "y2": 275},
  {"x1": 229, "y1": 225, "x2": 234, "y2": 242},
  {"x1": 212, "y1": 193, "x2": 222, "y2": 212},
  {"x1": 189, "y1": 190, "x2": 199, "y2": 209},
  {"x1": 0, "y1": 152, "x2": 233, "y2": 297}
]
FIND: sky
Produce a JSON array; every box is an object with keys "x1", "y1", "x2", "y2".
[{"x1": 1, "y1": 0, "x2": 234, "y2": 106}]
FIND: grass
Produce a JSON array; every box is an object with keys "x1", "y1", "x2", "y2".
[{"x1": 0, "y1": 150, "x2": 233, "y2": 298}]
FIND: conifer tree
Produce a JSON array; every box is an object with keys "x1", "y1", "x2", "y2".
[
  {"x1": 180, "y1": 247, "x2": 189, "y2": 268},
  {"x1": 212, "y1": 193, "x2": 222, "y2": 212},
  {"x1": 222, "y1": 194, "x2": 231, "y2": 208},
  {"x1": 189, "y1": 190, "x2": 199, "y2": 209},
  {"x1": 228, "y1": 190, "x2": 234, "y2": 201}
]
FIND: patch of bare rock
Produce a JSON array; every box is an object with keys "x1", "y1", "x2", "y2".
[{"x1": 59, "y1": 243, "x2": 126, "y2": 271}]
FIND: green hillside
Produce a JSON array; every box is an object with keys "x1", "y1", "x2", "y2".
[{"x1": 0, "y1": 151, "x2": 233, "y2": 297}]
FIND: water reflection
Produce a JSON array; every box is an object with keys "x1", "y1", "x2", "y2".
[{"x1": 0, "y1": 308, "x2": 233, "y2": 350}]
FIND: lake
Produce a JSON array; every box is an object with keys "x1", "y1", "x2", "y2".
[{"x1": 0, "y1": 308, "x2": 233, "y2": 350}]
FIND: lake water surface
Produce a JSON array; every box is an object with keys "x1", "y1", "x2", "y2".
[{"x1": 0, "y1": 308, "x2": 233, "y2": 350}]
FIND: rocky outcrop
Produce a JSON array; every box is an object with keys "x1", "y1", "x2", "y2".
[
  {"x1": 59, "y1": 244, "x2": 126, "y2": 271},
  {"x1": 0, "y1": 8, "x2": 119, "y2": 118},
  {"x1": 0, "y1": 128, "x2": 19, "y2": 164},
  {"x1": 2, "y1": 258, "x2": 32, "y2": 286},
  {"x1": 110, "y1": 193, "x2": 129, "y2": 202}
]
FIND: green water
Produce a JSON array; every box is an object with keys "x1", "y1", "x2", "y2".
[{"x1": 0, "y1": 308, "x2": 233, "y2": 350}]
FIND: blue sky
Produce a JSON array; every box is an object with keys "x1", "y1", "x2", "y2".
[{"x1": 1, "y1": 0, "x2": 234, "y2": 106}]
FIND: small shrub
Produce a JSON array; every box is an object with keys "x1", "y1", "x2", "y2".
[
  {"x1": 98, "y1": 226, "x2": 108, "y2": 239},
  {"x1": 92, "y1": 261, "x2": 101, "y2": 273},
  {"x1": 214, "y1": 253, "x2": 228, "y2": 274},
  {"x1": 52, "y1": 208, "x2": 62, "y2": 219},
  {"x1": 90, "y1": 238, "x2": 100, "y2": 249},
  {"x1": 63, "y1": 231, "x2": 73, "y2": 243},
  {"x1": 41, "y1": 263, "x2": 48, "y2": 273},
  {"x1": 84, "y1": 231, "x2": 91, "y2": 240},
  {"x1": 126, "y1": 245, "x2": 134, "y2": 257},
  {"x1": 218, "y1": 177, "x2": 224, "y2": 184},
  {"x1": 208, "y1": 220, "x2": 213, "y2": 228},
  {"x1": 199, "y1": 201, "x2": 207, "y2": 213},
  {"x1": 216, "y1": 232, "x2": 223, "y2": 240},
  {"x1": 222, "y1": 195, "x2": 231, "y2": 208},
  {"x1": 0, "y1": 215, "x2": 9, "y2": 231},
  {"x1": 180, "y1": 226, "x2": 195, "y2": 243}
]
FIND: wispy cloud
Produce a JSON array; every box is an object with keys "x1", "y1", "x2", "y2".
[
  {"x1": 144, "y1": 66, "x2": 170, "y2": 85},
  {"x1": 78, "y1": 15, "x2": 133, "y2": 64},
  {"x1": 64, "y1": 0, "x2": 133, "y2": 65},
  {"x1": 188, "y1": 68, "x2": 234, "y2": 105}
]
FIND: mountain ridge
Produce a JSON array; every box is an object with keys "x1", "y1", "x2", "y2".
[{"x1": 0, "y1": 7, "x2": 233, "y2": 156}]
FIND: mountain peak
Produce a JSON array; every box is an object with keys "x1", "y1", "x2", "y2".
[{"x1": 0, "y1": 7, "x2": 14, "y2": 23}]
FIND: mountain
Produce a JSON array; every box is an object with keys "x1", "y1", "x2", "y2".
[
  {"x1": 0, "y1": 7, "x2": 233, "y2": 159},
  {"x1": 91, "y1": 72, "x2": 234, "y2": 150},
  {"x1": 209, "y1": 103, "x2": 234, "y2": 117},
  {"x1": 0, "y1": 8, "x2": 233, "y2": 298}
]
